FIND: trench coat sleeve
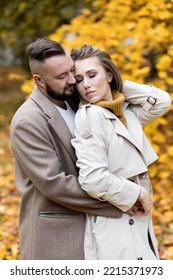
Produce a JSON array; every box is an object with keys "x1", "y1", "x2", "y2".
[
  {"x1": 11, "y1": 118, "x2": 121, "y2": 217},
  {"x1": 122, "y1": 80, "x2": 172, "y2": 126},
  {"x1": 72, "y1": 106, "x2": 140, "y2": 212}
]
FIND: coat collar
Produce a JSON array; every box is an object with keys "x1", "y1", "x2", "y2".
[{"x1": 30, "y1": 86, "x2": 77, "y2": 162}]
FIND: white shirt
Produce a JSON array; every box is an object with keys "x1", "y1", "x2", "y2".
[{"x1": 55, "y1": 101, "x2": 75, "y2": 136}]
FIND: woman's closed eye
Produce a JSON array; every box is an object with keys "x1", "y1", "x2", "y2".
[
  {"x1": 75, "y1": 73, "x2": 97, "y2": 84},
  {"x1": 89, "y1": 72, "x2": 97, "y2": 78}
]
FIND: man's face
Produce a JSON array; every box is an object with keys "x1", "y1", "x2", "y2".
[{"x1": 39, "y1": 52, "x2": 76, "y2": 101}]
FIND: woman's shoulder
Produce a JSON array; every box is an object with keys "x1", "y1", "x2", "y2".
[
  {"x1": 76, "y1": 103, "x2": 104, "y2": 119},
  {"x1": 74, "y1": 104, "x2": 106, "y2": 138}
]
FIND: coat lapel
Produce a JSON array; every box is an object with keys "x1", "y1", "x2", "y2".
[
  {"x1": 30, "y1": 86, "x2": 77, "y2": 162},
  {"x1": 124, "y1": 110, "x2": 143, "y2": 151},
  {"x1": 101, "y1": 107, "x2": 143, "y2": 153}
]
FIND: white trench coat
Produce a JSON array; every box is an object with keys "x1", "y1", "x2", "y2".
[{"x1": 72, "y1": 80, "x2": 172, "y2": 260}]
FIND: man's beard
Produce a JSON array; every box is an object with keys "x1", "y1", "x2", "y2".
[{"x1": 45, "y1": 81, "x2": 74, "y2": 101}]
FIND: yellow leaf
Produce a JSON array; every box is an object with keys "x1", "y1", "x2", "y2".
[
  {"x1": 11, "y1": 244, "x2": 19, "y2": 256},
  {"x1": 149, "y1": 165, "x2": 158, "y2": 178},
  {"x1": 159, "y1": 153, "x2": 169, "y2": 163},
  {"x1": 21, "y1": 80, "x2": 34, "y2": 95},
  {"x1": 160, "y1": 211, "x2": 173, "y2": 223},
  {"x1": 168, "y1": 146, "x2": 173, "y2": 156},
  {"x1": 166, "y1": 77, "x2": 173, "y2": 85},
  {"x1": 8, "y1": 73, "x2": 23, "y2": 80},
  {"x1": 161, "y1": 246, "x2": 173, "y2": 260},
  {"x1": 153, "y1": 224, "x2": 162, "y2": 235},
  {"x1": 158, "y1": 71, "x2": 167, "y2": 79},
  {"x1": 0, "y1": 249, "x2": 6, "y2": 259},
  {"x1": 157, "y1": 55, "x2": 173, "y2": 71}
]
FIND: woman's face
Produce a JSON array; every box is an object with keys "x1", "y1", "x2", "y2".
[{"x1": 74, "y1": 57, "x2": 113, "y2": 103}]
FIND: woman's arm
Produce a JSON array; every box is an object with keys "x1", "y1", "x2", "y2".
[
  {"x1": 122, "y1": 80, "x2": 172, "y2": 126},
  {"x1": 72, "y1": 105, "x2": 141, "y2": 213}
]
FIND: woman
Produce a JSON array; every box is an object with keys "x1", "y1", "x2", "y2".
[{"x1": 71, "y1": 45, "x2": 172, "y2": 260}]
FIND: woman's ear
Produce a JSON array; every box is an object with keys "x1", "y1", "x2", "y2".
[{"x1": 107, "y1": 72, "x2": 113, "y2": 83}]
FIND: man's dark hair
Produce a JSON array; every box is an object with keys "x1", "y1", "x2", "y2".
[{"x1": 26, "y1": 37, "x2": 65, "y2": 61}]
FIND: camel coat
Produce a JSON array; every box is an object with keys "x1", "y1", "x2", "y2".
[
  {"x1": 72, "y1": 80, "x2": 172, "y2": 259},
  {"x1": 10, "y1": 86, "x2": 122, "y2": 260}
]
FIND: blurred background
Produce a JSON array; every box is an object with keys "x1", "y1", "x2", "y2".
[{"x1": 0, "y1": 0, "x2": 173, "y2": 259}]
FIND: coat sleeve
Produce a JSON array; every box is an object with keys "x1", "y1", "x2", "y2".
[
  {"x1": 122, "y1": 80, "x2": 172, "y2": 126},
  {"x1": 72, "y1": 106, "x2": 140, "y2": 212}
]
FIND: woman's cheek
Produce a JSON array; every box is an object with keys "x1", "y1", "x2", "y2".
[{"x1": 76, "y1": 85, "x2": 83, "y2": 94}]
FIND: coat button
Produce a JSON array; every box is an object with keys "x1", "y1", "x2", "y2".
[
  {"x1": 137, "y1": 257, "x2": 143, "y2": 260},
  {"x1": 129, "y1": 219, "x2": 134, "y2": 225}
]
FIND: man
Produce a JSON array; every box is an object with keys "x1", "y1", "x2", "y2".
[{"x1": 10, "y1": 38, "x2": 122, "y2": 260}]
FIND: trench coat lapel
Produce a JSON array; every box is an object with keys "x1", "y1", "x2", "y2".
[
  {"x1": 124, "y1": 110, "x2": 143, "y2": 151},
  {"x1": 114, "y1": 121, "x2": 143, "y2": 153},
  {"x1": 102, "y1": 108, "x2": 143, "y2": 153},
  {"x1": 30, "y1": 86, "x2": 77, "y2": 162}
]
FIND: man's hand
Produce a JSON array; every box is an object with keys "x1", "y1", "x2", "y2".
[{"x1": 126, "y1": 186, "x2": 153, "y2": 216}]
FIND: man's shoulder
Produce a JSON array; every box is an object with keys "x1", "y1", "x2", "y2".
[{"x1": 10, "y1": 95, "x2": 46, "y2": 130}]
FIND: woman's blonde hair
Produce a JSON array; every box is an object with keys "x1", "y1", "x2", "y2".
[{"x1": 71, "y1": 45, "x2": 123, "y2": 93}]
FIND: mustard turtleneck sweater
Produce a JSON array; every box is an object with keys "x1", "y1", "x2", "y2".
[{"x1": 81, "y1": 91, "x2": 127, "y2": 127}]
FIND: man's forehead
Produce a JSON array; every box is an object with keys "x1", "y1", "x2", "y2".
[{"x1": 44, "y1": 53, "x2": 74, "y2": 69}]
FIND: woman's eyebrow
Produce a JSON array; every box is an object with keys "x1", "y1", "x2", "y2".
[
  {"x1": 86, "y1": 69, "x2": 96, "y2": 73},
  {"x1": 75, "y1": 69, "x2": 96, "y2": 77}
]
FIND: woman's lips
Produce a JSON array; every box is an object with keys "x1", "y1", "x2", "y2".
[{"x1": 86, "y1": 90, "x2": 95, "y2": 97}]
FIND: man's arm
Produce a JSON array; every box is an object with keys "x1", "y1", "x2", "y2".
[{"x1": 11, "y1": 118, "x2": 122, "y2": 218}]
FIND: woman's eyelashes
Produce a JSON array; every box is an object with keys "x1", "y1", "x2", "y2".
[
  {"x1": 89, "y1": 72, "x2": 96, "y2": 79},
  {"x1": 75, "y1": 72, "x2": 97, "y2": 84}
]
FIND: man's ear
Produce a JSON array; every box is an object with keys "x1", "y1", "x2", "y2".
[{"x1": 33, "y1": 74, "x2": 45, "y2": 87}]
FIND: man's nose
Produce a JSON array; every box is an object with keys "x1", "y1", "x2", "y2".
[{"x1": 68, "y1": 72, "x2": 76, "y2": 84}]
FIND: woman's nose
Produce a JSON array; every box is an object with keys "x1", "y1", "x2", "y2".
[{"x1": 83, "y1": 78, "x2": 90, "y2": 88}]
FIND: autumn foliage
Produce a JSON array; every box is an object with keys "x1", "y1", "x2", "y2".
[
  {"x1": 0, "y1": 67, "x2": 26, "y2": 259},
  {"x1": 0, "y1": 0, "x2": 173, "y2": 259}
]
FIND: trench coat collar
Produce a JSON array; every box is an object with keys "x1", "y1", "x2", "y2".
[
  {"x1": 100, "y1": 107, "x2": 143, "y2": 153},
  {"x1": 30, "y1": 86, "x2": 77, "y2": 162}
]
